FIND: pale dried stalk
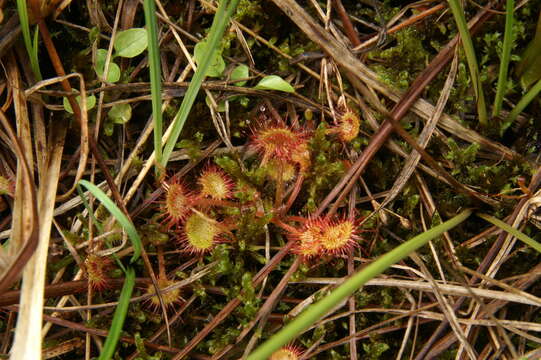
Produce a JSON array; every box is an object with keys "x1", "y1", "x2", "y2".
[
  {"x1": 457, "y1": 190, "x2": 541, "y2": 358},
  {"x1": 373, "y1": 309, "x2": 541, "y2": 333},
  {"x1": 11, "y1": 120, "x2": 67, "y2": 359},
  {"x1": 292, "y1": 277, "x2": 541, "y2": 307},
  {"x1": 409, "y1": 252, "x2": 478, "y2": 359}
]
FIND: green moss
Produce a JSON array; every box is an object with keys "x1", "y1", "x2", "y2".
[
  {"x1": 369, "y1": 27, "x2": 431, "y2": 90},
  {"x1": 362, "y1": 340, "x2": 390, "y2": 360},
  {"x1": 234, "y1": 0, "x2": 261, "y2": 21},
  {"x1": 303, "y1": 123, "x2": 346, "y2": 212}
]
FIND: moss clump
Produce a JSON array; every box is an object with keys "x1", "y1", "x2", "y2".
[{"x1": 369, "y1": 27, "x2": 431, "y2": 90}]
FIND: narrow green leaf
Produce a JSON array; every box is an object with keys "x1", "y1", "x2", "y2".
[
  {"x1": 448, "y1": 0, "x2": 488, "y2": 126},
  {"x1": 16, "y1": 0, "x2": 42, "y2": 80},
  {"x1": 63, "y1": 95, "x2": 96, "y2": 114},
  {"x1": 98, "y1": 267, "x2": 135, "y2": 360},
  {"x1": 254, "y1": 75, "x2": 295, "y2": 93},
  {"x1": 502, "y1": 76, "x2": 541, "y2": 133},
  {"x1": 78, "y1": 180, "x2": 141, "y2": 263},
  {"x1": 247, "y1": 210, "x2": 472, "y2": 359},
  {"x1": 516, "y1": 10, "x2": 541, "y2": 89},
  {"x1": 492, "y1": 0, "x2": 515, "y2": 117},
  {"x1": 161, "y1": 0, "x2": 241, "y2": 167},
  {"x1": 231, "y1": 64, "x2": 249, "y2": 86},
  {"x1": 76, "y1": 184, "x2": 127, "y2": 273},
  {"x1": 477, "y1": 213, "x2": 541, "y2": 253},
  {"x1": 32, "y1": 25, "x2": 41, "y2": 78},
  {"x1": 108, "y1": 103, "x2": 132, "y2": 124},
  {"x1": 114, "y1": 28, "x2": 148, "y2": 58},
  {"x1": 143, "y1": 0, "x2": 164, "y2": 171}
]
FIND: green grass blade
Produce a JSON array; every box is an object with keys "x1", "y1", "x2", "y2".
[
  {"x1": 502, "y1": 76, "x2": 541, "y2": 133},
  {"x1": 143, "y1": 0, "x2": 164, "y2": 172},
  {"x1": 76, "y1": 184, "x2": 127, "y2": 273},
  {"x1": 477, "y1": 213, "x2": 541, "y2": 253},
  {"x1": 247, "y1": 209, "x2": 472, "y2": 359},
  {"x1": 448, "y1": 0, "x2": 488, "y2": 126},
  {"x1": 78, "y1": 180, "x2": 141, "y2": 263},
  {"x1": 98, "y1": 266, "x2": 135, "y2": 360},
  {"x1": 160, "y1": 0, "x2": 240, "y2": 167},
  {"x1": 15, "y1": 0, "x2": 42, "y2": 80},
  {"x1": 76, "y1": 184, "x2": 104, "y2": 234},
  {"x1": 515, "y1": 11, "x2": 541, "y2": 87},
  {"x1": 493, "y1": 0, "x2": 515, "y2": 117}
]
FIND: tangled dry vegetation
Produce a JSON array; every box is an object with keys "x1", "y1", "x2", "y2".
[{"x1": 1, "y1": 0, "x2": 541, "y2": 359}]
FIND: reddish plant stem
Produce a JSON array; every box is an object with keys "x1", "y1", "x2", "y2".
[
  {"x1": 283, "y1": 174, "x2": 305, "y2": 214},
  {"x1": 274, "y1": 161, "x2": 285, "y2": 210},
  {"x1": 193, "y1": 197, "x2": 243, "y2": 208},
  {"x1": 333, "y1": 0, "x2": 361, "y2": 47},
  {"x1": 157, "y1": 245, "x2": 167, "y2": 279},
  {"x1": 271, "y1": 218, "x2": 300, "y2": 235}
]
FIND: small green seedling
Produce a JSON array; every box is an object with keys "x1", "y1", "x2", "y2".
[
  {"x1": 104, "y1": 103, "x2": 133, "y2": 136},
  {"x1": 94, "y1": 28, "x2": 148, "y2": 83},
  {"x1": 108, "y1": 103, "x2": 132, "y2": 124},
  {"x1": 254, "y1": 75, "x2": 294, "y2": 93},
  {"x1": 231, "y1": 64, "x2": 249, "y2": 86},
  {"x1": 63, "y1": 95, "x2": 97, "y2": 114}
]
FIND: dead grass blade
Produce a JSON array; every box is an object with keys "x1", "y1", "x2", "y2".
[
  {"x1": 10, "y1": 114, "x2": 67, "y2": 360},
  {"x1": 0, "y1": 109, "x2": 38, "y2": 294},
  {"x1": 0, "y1": 54, "x2": 39, "y2": 296}
]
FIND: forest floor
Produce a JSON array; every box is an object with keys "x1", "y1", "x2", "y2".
[{"x1": 1, "y1": 0, "x2": 541, "y2": 359}]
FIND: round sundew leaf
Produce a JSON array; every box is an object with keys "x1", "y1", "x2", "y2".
[
  {"x1": 108, "y1": 103, "x2": 132, "y2": 124},
  {"x1": 254, "y1": 75, "x2": 294, "y2": 93},
  {"x1": 184, "y1": 214, "x2": 219, "y2": 252},
  {"x1": 114, "y1": 28, "x2": 148, "y2": 58},
  {"x1": 63, "y1": 95, "x2": 96, "y2": 114},
  {"x1": 231, "y1": 64, "x2": 249, "y2": 86}
]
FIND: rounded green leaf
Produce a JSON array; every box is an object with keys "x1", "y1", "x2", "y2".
[
  {"x1": 231, "y1": 64, "x2": 249, "y2": 86},
  {"x1": 114, "y1": 28, "x2": 148, "y2": 58},
  {"x1": 95, "y1": 49, "x2": 121, "y2": 83},
  {"x1": 205, "y1": 95, "x2": 226, "y2": 112},
  {"x1": 194, "y1": 39, "x2": 225, "y2": 78},
  {"x1": 254, "y1": 75, "x2": 294, "y2": 93},
  {"x1": 108, "y1": 103, "x2": 132, "y2": 124},
  {"x1": 63, "y1": 95, "x2": 96, "y2": 114}
]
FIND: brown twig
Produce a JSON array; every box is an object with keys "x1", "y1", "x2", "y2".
[{"x1": 333, "y1": 0, "x2": 361, "y2": 47}]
